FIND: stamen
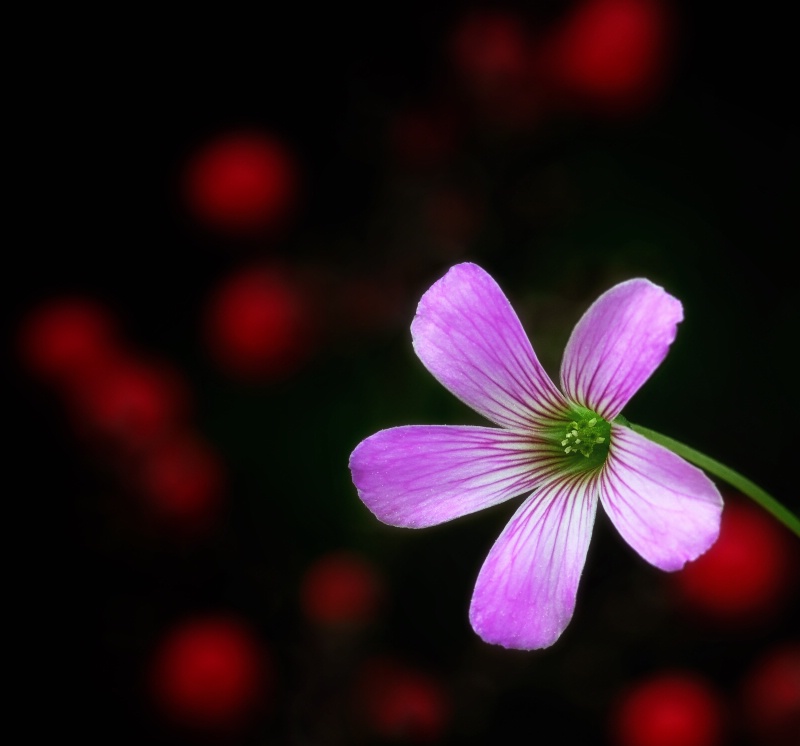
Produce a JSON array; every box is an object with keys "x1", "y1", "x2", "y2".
[{"x1": 560, "y1": 411, "x2": 610, "y2": 462}]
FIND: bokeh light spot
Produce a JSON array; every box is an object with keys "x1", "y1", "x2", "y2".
[
  {"x1": 183, "y1": 130, "x2": 298, "y2": 235},
  {"x1": 300, "y1": 551, "x2": 383, "y2": 626},
  {"x1": 611, "y1": 671, "x2": 724, "y2": 746},
  {"x1": 204, "y1": 264, "x2": 314, "y2": 381},
  {"x1": 150, "y1": 615, "x2": 269, "y2": 730},
  {"x1": 543, "y1": 0, "x2": 672, "y2": 112},
  {"x1": 671, "y1": 496, "x2": 796, "y2": 624},
  {"x1": 137, "y1": 430, "x2": 223, "y2": 527},
  {"x1": 71, "y1": 356, "x2": 189, "y2": 451},
  {"x1": 18, "y1": 297, "x2": 119, "y2": 387},
  {"x1": 741, "y1": 642, "x2": 800, "y2": 746},
  {"x1": 449, "y1": 9, "x2": 530, "y2": 92},
  {"x1": 356, "y1": 657, "x2": 451, "y2": 743}
]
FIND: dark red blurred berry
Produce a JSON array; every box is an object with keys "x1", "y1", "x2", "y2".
[
  {"x1": 356, "y1": 657, "x2": 451, "y2": 743},
  {"x1": 449, "y1": 10, "x2": 530, "y2": 92},
  {"x1": 448, "y1": 9, "x2": 543, "y2": 128},
  {"x1": 71, "y1": 356, "x2": 189, "y2": 451},
  {"x1": 541, "y1": 0, "x2": 672, "y2": 112},
  {"x1": 301, "y1": 551, "x2": 383, "y2": 626},
  {"x1": 204, "y1": 265, "x2": 313, "y2": 380},
  {"x1": 741, "y1": 643, "x2": 800, "y2": 746},
  {"x1": 150, "y1": 616, "x2": 268, "y2": 730},
  {"x1": 611, "y1": 672, "x2": 724, "y2": 746},
  {"x1": 138, "y1": 431, "x2": 223, "y2": 526},
  {"x1": 183, "y1": 131, "x2": 298, "y2": 235},
  {"x1": 671, "y1": 497, "x2": 795, "y2": 624},
  {"x1": 18, "y1": 297, "x2": 119, "y2": 387}
]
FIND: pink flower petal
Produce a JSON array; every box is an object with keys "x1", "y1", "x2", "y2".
[
  {"x1": 599, "y1": 425, "x2": 723, "y2": 571},
  {"x1": 412, "y1": 263, "x2": 569, "y2": 430},
  {"x1": 349, "y1": 425, "x2": 564, "y2": 528},
  {"x1": 469, "y1": 473, "x2": 598, "y2": 649},
  {"x1": 560, "y1": 278, "x2": 683, "y2": 420}
]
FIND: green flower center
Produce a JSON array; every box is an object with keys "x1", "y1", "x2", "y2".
[{"x1": 558, "y1": 407, "x2": 611, "y2": 472}]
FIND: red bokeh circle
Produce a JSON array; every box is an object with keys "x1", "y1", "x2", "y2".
[
  {"x1": 183, "y1": 131, "x2": 298, "y2": 235},
  {"x1": 356, "y1": 657, "x2": 451, "y2": 743},
  {"x1": 611, "y1": 671, "x2": 724, "y2": 746},
  {"x1": 301, "y1": 551, "x2": 383, "y2": 626},
  {"x1": 204, "y1": 264, "x2": 314, "y2": 381},
  {"x1": 150, "y1": 615, "x2": 269, "y2": 730},
  {"x1": 671, "y1": 496, "x2": 795, "y2": 624}
]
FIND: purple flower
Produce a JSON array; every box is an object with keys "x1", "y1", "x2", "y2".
[{"x1": 349, "y1": 263, "x2": 723, "y2": 650}]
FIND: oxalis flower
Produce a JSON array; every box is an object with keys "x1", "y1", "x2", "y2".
[{"x1": 349, "y1": 263, "x2": 723, "y2": 650}]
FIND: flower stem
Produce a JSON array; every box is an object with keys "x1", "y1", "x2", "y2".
[{"x1": 630, "y1": 423, "x2": 800, "y2": 538}]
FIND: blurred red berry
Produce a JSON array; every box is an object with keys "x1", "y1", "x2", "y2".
[
  {"x1": 542, "y1": 0, "x2": 672, "y2": 112},
  {"x1": 204, "y1": 265, "x2": 313, "y2": 380},
  {"x1": 449, "y1": 10, "x2": 530, "y2": 92},
  {"x1": 357, "y1": 657, "x2": 451, "y2": 743},
  {"x1": 301, "y1": 551, "x2": 383, "y2": 626},
  {"x1": 18, "y1": 297, "x2": 119, "y2": 387},
  {"x1": 138, "y1": 431, "x2": 223, "y2": 526},
  {"x1": 448, "y1": 10, "x2": 542, "y2": 128},
  {"x1": 741, "y1": 643, "x2": 800, "y2": 746},
  {"x1": 150, "y1": 616, "x2": 268, "y2": 730},
  {"x1": 671, "y1": 497, "x2": 795, "y2": 624},
  {"x1": 183, "y1": 131, "x2": 298, "y2": 235},
  {"x1": 611, "y1": 672, "x2": 724, "y2": 746},
  {"x1": 71, "y1": 356, "x2": 189, "y2": 451}
]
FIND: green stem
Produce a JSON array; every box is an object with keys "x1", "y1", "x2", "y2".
[{"x1": 629, "y1": 423, "x2": 800, "y2": 538}]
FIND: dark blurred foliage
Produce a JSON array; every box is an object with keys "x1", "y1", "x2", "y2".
[{"x1": 10, "y1": 2, "x2": 798, "y2": 744}]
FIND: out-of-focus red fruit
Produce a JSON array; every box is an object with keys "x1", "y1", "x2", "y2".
[
  {"x1": 611, "y1": 672, "x2": 724, "y2": 746},
  {"x1": 741, "y1": 643, "x2": 800, "y2": 746},
  {"x1": 671, "y1": 497, "x2": 796, "y2": 624},
  {"x1": 138, "y1": 431, "x2": 223, "y2": 526},
  {"x1": 301, "y1": 551, "x2": 383, "y2": 626},
  {"x1": 204, "y1": 265, "x2": 313, "y2": 381},
  {"x1": 18, "y1": 298, "x2": 119, "y2": 387},
  {"x1": 542, "y1": 0, "x2": 672, "y2": 112},
  {"x1": 183, "y1": 131, "x2": 298, "y2": 235},
  {"x1": 71, "y1": 356, "x2": 189, "y2": 450},
  {"x1": 448, "y1": 10, "x2": 543, "y2": 128},
  {"x1": 449, "y1": 10, "x2": 530, "y2": 92},
  {"x1": 357, "y1": 658, "x2": 451, "y2": 743},
  {"x1": 150, "y1": 616, "x2": 268, "y2": 730}
]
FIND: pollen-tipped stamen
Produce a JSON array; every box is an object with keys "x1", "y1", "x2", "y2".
[{"x1": 562, "y1": 416, "x2": 609, "y2": 459}]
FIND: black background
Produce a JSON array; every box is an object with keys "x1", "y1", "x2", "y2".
[{"x1": 11, "y1": 2, "x2": 797, "y2": 744}]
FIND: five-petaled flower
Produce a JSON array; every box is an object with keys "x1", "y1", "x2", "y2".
[{"x1": 349, "y1": 263, "x2": 723, "y2": 650}]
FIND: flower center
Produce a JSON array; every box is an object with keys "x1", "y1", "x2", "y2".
[
  {"x1": 557, "y1": 407, "x2": 611, "y2": 471},
  {"x1": 562, "y1": 417, "x2": 606, "y2": 457}
]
